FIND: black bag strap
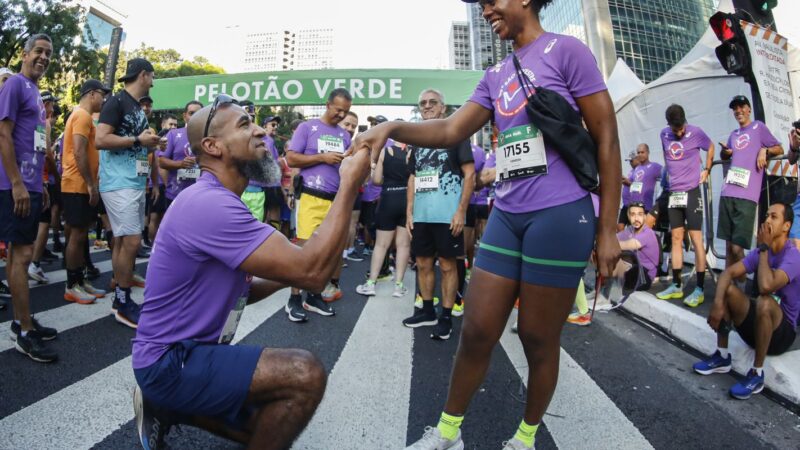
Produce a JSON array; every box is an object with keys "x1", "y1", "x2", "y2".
[{"x1": 512, "y1": 54, "x2": 535, "y2": 99}]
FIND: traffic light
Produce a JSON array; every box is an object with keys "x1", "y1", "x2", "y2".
[
  {"x1": 752, "y1": 0, "x2": 778, "y2": 11},
  {"x1": 709, "y1": 12, "x2": 752, "y2": 79},
  {"x1": 732, "y1": 0, "x2": 776, "y2": 29}
]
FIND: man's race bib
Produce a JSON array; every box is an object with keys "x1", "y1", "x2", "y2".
[
  {"x1": 630, "y1": 181, "x2": 644, "y2": 194},
  {"x1": 725, "y1": 167, "x2": 751, "y2": 188},
  {"x1": 177, "y1": 168, "x2": 200, "y2": 181},
  {"x1": 34, "y1": 125, "x2": 46, "y2": 153},
  {"x1": 669, "y1": 191, "x2": 688, "y2": 209},
  {"x1": 136, "y1": 159, "x2": 151, "y2": 177},
  {"x1": 415, "y1": 169, "x2": 439, "y2": 193},
  {"x1": 317, "y1": 135, "x2": 344, "y2": 154},
  {"x1": 496, "y1": 124, "x2": 547, "y2": 182},
  {"x1": 218, "y1": 296, "x2": 247, "y2": 345}
]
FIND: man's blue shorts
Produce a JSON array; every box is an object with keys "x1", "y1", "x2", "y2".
[
  {"x1": 133, "y1": 340, "x2": 262, "y2": 427},
  {"x1": 0, "y1": 190, "x2": 43, "y2": 245},
  {"x1": 475, "y1": 195, "x2": 596, "y2": 288}
]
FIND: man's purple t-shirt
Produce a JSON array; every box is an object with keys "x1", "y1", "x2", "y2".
[
  {"x1": 133, "y1": 172, "x2": 274, "y2": 369},
  {"x1": 622, "y1": 166, "x2": 633, "y2": 207},
  {"x1": 470, "y1": 144, "x2": 488, "y2": 205},
  {"x1": 289, "y1": 118, "x2": 351, "y2": 194},
  {"x1": 722, "y1": 120, "x2": 780, "y2": 203},
  {"x1": 0, "y1": 74, "x2": 46, "y2": 193},
  {"x1": 661, "y1": 125, "x2": 712, "y2": 193},
  {"x1": 742, "y1": 242, "x2": 800, "y2": 328},
  {"x1": 617, "y1": 226, "x2": 659, "y2": 280},
  {"x1": 361, "y1": 180, "x2": 381, "y2": 202},
  {"x1": 469, "y1": 33, "x2": 607, "y2": 213},
  {"x1": 628, "y1": 162, "x2": 662, "y2": 211},
  {"x1": 163, "y1": 127, "x2": 196, "y2": 200}
]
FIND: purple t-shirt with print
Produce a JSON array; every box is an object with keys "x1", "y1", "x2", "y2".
[
  {"x1": 470, "y1": 144, "x2": 488, "y2": 205},
  {"x1": 628, "y1": 162, "x2": 662, "y2": 211},
  {"x1": 468, "y1": 33, "x2": 606, "y2": 213},
  {"x1": 163, "y1": 127, "x2": 195, "y2": 200},
  {"x1": 0, "y1": 74, "x2": 46, "y2": 193},
  {"x1": 721, "y1": 120, "x2": 780, "y2": 203},
  {"x1": 361, "y1": 179, "x2": 381, "y2": 202},
  {"x1": 133, "y1": 171, "x2": 274, "y2": 369},
  {"x1": 289, "y1": 118, "x2": 351, "y2": 194},
  {"x1": 660, "y1": 125, "x2": 712, "y2": 193},
  {"x1": 742, "y1": 241, "x2": 800, "y2": 328},
  {"x1": 617, "y1": 226, "x2": 659, "y2": 280}
]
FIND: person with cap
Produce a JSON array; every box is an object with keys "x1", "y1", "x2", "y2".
[
  {"x1": 61, "y1": 79, "x2": 112, "y2": 304},
  {"x1": 367, "y1": 114, "x2": 388, "y2": 128},
  {"x1": 95, "y1": 57, "x2": 162, "y2": 329},
  {"x1": 0, "y1": 67, "x2": 13, "y2": 91},
  {"x1": 0, "y1": 33, "x2": 59, "y2": 363},
  {"x1": 718, "y1": 95, "x2": 783, "y2": 273},
  {"x1": 135, "y1": 95, "x2": 160, "y2": 260},
  {"x1": 158, "y1": 101, "x2": 204, "y2": 209},
  {"x1": 617, "y1": 150, "x2": 640, "y2": 232},
  {"x1": 262, "y1": 114, "x2": 284, "y2": 227}
]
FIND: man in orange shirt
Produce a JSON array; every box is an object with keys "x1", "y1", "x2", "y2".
[{"x1": 61, "y1": 80, "x2": 110, "y2": 303}]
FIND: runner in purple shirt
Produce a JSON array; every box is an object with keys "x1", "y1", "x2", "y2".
[
  {"x1": 262, "y1": 116, "x2": 285, "y2": 228},
  {"x1": 627, "y1": 144, "x2": 662, "y2": 211},
  {"x1": 133, "y1": 99, "x2": 371, "y2": 449},
  {"x1": 158, "y1": 101, "x2": 203, "y2": 204},
  {"x1": 656, "y1": 104, "x2": 715, "y2": 308},
  {"x1": 615, "y1": 202, "x2": 659, "y2": 289},
  {"x1": 718, "y1": 95, "x2": 783, "y2": 270},
  {"x1": 0, "y1": 34, "x2": 59, "y2": 363},
  {"x1": 618, "y1": 152, "x2": 639, "y2": 230},
  {"x1": 354, "y1": 2, "x2": 622, "y2": 447},
  {"x1": 694, "y1": 203, "x2": 799, "y2": 400}
]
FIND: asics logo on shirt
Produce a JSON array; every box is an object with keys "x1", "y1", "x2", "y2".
[
  {"x1": 579, "y1": 215, "x2": 588, "y2": 224},
  {"x1": 734, "y1": 133, "x2": 751, "y2": 151},
  {"x1": 311, "y1": 125, "x2": 318, "y2": 132},
  {"x1": 668, "y1": 142, "x2": 685, "y2": 160},
  {"x1": 544, "y1": 39, "x2": 558, "y2": 54}
]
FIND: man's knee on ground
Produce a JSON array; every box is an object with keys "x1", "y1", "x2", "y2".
[{"x1": 264, "y1": 349, "x2": 327, "y2": 399}]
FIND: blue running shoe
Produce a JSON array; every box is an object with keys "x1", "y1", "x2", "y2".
[
  {"x1": 656, "y1": 283, "x2": 683, "y2": 300},
  {"x1": 693, "y1": 350, "x2": 732, "y2": 375},
  {"x1": 115, "y1": 300, "x2": 141, "y2": 329},
  {"x1": 730, "y1": 369, "x2": 765, "y2": 400}
]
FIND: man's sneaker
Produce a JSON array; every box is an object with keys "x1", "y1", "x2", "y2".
[
  {"x1": 345, "y1": 249, "x2": 364, "y2": 262},
  {"x1": 115, "y1": 300, "x2": 141, "y2": 329},
  {"x1": 132, "y1": 273, "x2": 146, "y2": 288},
  {"x1": 10, "y1": 316, "x2": 57, "y2": 341},
  {"x1": 85, "y1": 265, "x2": 101, "y2": 280},
  {"x1": 452, "y1": 302, "x2": 464, "y2": 317},
  {"x1": 405, "y1": 426, "x2": 464, "y2": 450},
  {"x1": 321, "y1": 283, "x2": 343, "y2": 302},
  {"x1": 414, "y1": 294, "x2": 440, "y2": 309},
  {"x1": 431, "y1": 317, "x2": 452, "y2": 340},
  {"x1": 285, "y1": 294, "x2": 308, "y2": 322},
  {"x1": 502, "y1": 437, "x2": 534, "y2": 450},
  {"x1": 363, "y1": 246, "x2": 373, "y2": 256},
  {"x1": 393, "y1": 282, "x2": 408, "y2": 298},
  {"x1": 15, "y1": 330, "x2": 58, "y2": 363},
  {"x1": 403, "y1": 308, "x2": 437, "y2": 328},
  {"x1": 693, "y1": 350, "x2": 732, "y2": 375},
  {"x1": 0, "y1": 280, "x2": 10, "y2": 298},
  {"x1": 303, "y1": 293, "x2": 335, "y2": 316},
  {"x1": 81, "y1": 280, "x2": 107, "y2": 298},
  {"x1": 134, "y1": 386, "x2": 172, "y2": 450},
  {"x1": 656, "y1": 284, "x2": 683, "y2": 300},
  {"x1": 683, "y1": 287, "x2": 704, "y2": 308},
  {"x1": 28, "y1": 262, "x2": 49, "y2": 284},
  {"x1": 64, "y1": 285, "x2": 96, "y2": 304},
  {"x1": 377, "y1": 268, "x2": 394, "y2": 282},
  {"x1": 567, "y1": 311, "x2": 592, "y2": 326},
  {"x1": 730, "y1": 369, "x2": 765, "y2": 400},
  {"x1": 356, "y1": 280, "x2": 377, "y2": 296},
  {"x1": 136, "y1": 247, "x2": 150, "y2": 258}
]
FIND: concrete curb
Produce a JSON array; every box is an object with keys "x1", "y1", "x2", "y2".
[{"x1": 619, "y1": 291, "x2": 800, "y2": 405}]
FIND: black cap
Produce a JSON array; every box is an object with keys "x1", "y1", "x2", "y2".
[
  {"x1": 80, "y1": 79, "x2": 111, "y2": 98},
  {"x1": 118, "y1": 58, "x2": 155, "y2": 83},
  {"x1": 139, "y1": 95, "x2": 153, "y2": 104},
  {"x1": 367, "y1": 115, "x2": 388, "y2": 124},
  {"x1": 729, "y1": 95, "x2": 751, "y2": 109},
  {"x1": 263, "y1": 115, "x2": 281, "y2": 126},
  {"x1": 40, "y1": 91, "x2": 59, "y2": 103}
]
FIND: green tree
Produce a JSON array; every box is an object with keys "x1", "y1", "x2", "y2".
[{"x1": 116, "y1": 44, "x2": 224, "y2": 83}]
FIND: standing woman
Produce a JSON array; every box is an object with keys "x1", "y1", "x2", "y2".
[{"x1": 355, "y1": 1, "x2": 621, "y2": 448}]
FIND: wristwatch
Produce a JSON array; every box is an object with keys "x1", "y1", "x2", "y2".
[
  {"x1": 758, "y1": 243, "x2": 769, "y2": 253},
  {"x1": 133, "y1": 136, "x2": 141, "y2": 146}
]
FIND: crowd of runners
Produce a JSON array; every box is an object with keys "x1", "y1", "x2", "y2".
[{"x1": 2, "y1": 0, "x2": 800, "y2": 449}]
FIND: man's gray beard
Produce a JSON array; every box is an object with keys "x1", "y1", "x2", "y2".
[{"x1": 236, "y1": 151, "x2": 281, "y2": 185}]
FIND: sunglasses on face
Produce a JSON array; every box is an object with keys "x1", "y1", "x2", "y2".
[
  {"x1": 203, "y1": 94, "x2": 239, "y2": 138},
  {"x1": 418, "y1": 99, "x2": 440, "y2": 108}
]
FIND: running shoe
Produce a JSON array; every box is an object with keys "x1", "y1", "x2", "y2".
[
  {"x1": 405, "y1": 426, "x2": 464, "y2": 450},
  {"x1": 566, "y1": 311, "x2": 592, "y2": 326},
  {"x1": 85, "y1": 264, "x2": 101, "y2": 280},
  {"x1": 402, "y1": 308, "x2": 437, "y2": 328},
  {"x1": 656, "y1": 284, "x2": 683, "y2": 300},
  {"x1": 303, "y1": 293, "x2": 335, "y2": 316},
  {"x1": 64, "y1": 285, "x2": 97, "y2": 304},
  {"x1": 81, "y1": 280, "x2": 107, "y2": 298},
  {"x1": 134, "y1": 386, "x2": 172, "y2": 450},
  {"x1": 414, "y1": 294, "x2": 440, "y2": 309},
  {"x1": 15, "y1": 330, "x2": 58, "y2": 363},
  {"x1": 376, "y1": 270, "x2": 394, "y2": 282},
  {"x1": 392, "y1": 282, "x2": 408, "y2": 298},
  {"x1": 356, "y1": 280, "x2": 377, "y2": 296},
  {"x1": 28, "y1": 262, "x2": 49, "y2": 284},
  {"x1": 132, "y1": 273, "x2": 146, "y2": 288},
  {"x1": 136, "y1": 247, "x2": 150, "y2": 258},
  {"x1": 683, "y1": 287, "x2": 704, "y2": 308},
  {"x1": 363, "y1": 246, "x2": 373, "y2": 256},
  {"x1": 321, "y1": 283, "x2": 343, "y2": 302},
  {"x1": 115, "y1": 300, "x2": 141, "y2": 329},
  {"x1": 431, "y1": 316, "x2": 452, "y2": 340},
  {"x1": 502, "y1": 437, "x2": 534, "y2": 450},
  {"x1": 729, "y1": 369, "x2": 765, "y2": 400},
  {"x1": 0, "y1": 280, "x2": 10, "y2": 298},
  {"x1": 452, "y1": 302, "x2": 464, "y2": 317},
  {"x1": 285, "y1": 294, "x2": 308, "y2": 322},
  {"x1": 10, "y1": 316, "x2": 58, "y2": 341},
  {"x1": 345, "y1": 249, "x2": 364, "y2": 262},
  {"x1": 693, "y1": 350, "x2": 732, "y2": 375}
]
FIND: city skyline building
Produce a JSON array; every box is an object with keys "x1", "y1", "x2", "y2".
[
  {"x1": 449, "y1": 21, "x2": 472, "y2": 70},
  {"x1": 466, "y1": 3, "x2": 514, "y2": 70},
  {"x1": 242, "y1": 28, "x2": 334, "y2": 73}
]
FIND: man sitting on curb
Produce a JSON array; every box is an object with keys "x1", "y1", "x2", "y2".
[{"x1": 693, "y1": 203, "x2": 799, "y2": 400}]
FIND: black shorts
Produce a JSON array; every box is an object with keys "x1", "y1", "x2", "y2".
[
  {"x1": 466, "y1": 204, "x2": 477, "y2": 228},
  {"x1": 475, "y1": 204, "x2": 489, "y2": 221},
  {"x1": 0, "y1": 190, "x2": 43, "y2": 245},
  {"x1": 717, "y1": 196, "x2": 757, "y2": 249},
  {"x1": 360, "y1": 200, "x2": 377, "y2": 228},
  {"x1": 412, "y1": 222, "x2": 464, "y2": 258},
  {"x1": 264, "y1": 186, "x2": 284, "y2": 211},
  {"x1": 649, "y1": 190, "x2": 671, "y2": 232},
  {"x1": 146, "y1": 185, "x2": 167, "y2": 215},
  {"x1": 62, "y1": 193, "x2": 98, "y2": 228},
  {"x1": 736, "y1": 298, "x2": 796, "y2": 355},
  {"x1": 618, "y1": 205, "x2": 630, "y2": 226},
  {"x1": 353, "y1": 194, "x2": 362, "y2": 211},
  {"x1": 667, "y1": 186, "x2": 703, "y2": 231},
  {"x1": 37, "y1": 183, "x2": 59, "y2": 223},
  {"x1": 375, "y1": 190, "x2": 406, "y2": 231},
  {"x1": 48, "y1": 182, "x2": 62, "y2": 207}
]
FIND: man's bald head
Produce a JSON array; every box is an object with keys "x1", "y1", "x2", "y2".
[{"x1": 187, "y1": 104, "x2": 213, "y2": 157}]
